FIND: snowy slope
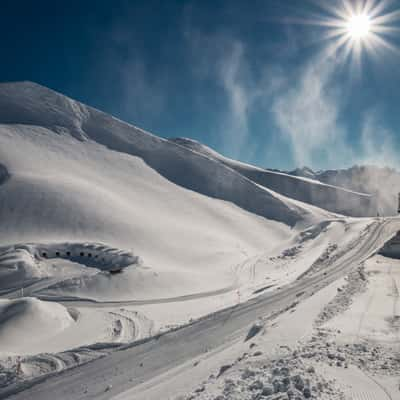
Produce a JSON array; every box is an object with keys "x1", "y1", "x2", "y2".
[
  {"x1": 169, "y1": 138, "x2": 376, "y2": 217},
  {"x1": 1, "y1": 81, "x2": 399, "y2": 398},
  {"x1": 0, "y1": 82, "x2": 326, "y2": 227},
  {"x1": 0, "y1": 81, "x2": 331, "y2": 303},
  {"x1": 289, "y1": 165, "x2": 400, "y2": 216}
]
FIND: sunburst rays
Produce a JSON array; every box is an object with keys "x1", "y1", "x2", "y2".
[{"x1": 290, "y1": 0, "x2": 400, "y2": 70}]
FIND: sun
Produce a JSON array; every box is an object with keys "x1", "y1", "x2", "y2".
[
  {"x1": 347, "y1": 14, "x2": 372, "y2": 39},
  {"x1": 291, "y1": 0, "x2": 400, "y2": 65}
]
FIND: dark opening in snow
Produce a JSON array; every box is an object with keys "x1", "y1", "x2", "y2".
[{"x1": 110, "y1": 269, "x2": 122, "y2": 275}]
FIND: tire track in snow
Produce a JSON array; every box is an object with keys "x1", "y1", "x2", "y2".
[
  {"x1": 357, "y1": 371, "x2": 394, "y2": 400},
  {"x1": 389, "y1": 264, "x2": 400, "y2": 337},
  {"x1": 354, "y1": 289, "x2": 376, "y2": 343}
]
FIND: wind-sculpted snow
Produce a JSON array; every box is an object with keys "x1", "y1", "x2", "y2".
[
  {"x1": 0, "y1": 81, "x2": 324, "y2": 227},
  {"x1": 169, "y1": 138, "x2": 377, "y2": 217},
  {"x1": 0, "y1": 298, "x2": 74, "y2": 349},
  {"x1": 0, "y1": 298, "x2": 151, "y2": 357},
  {"x1": 35, "y1": 242, "x2": 139, "y2": 271},
  {"x1": 0, "y1": 82, "x2": 89, "y2": 141},
  {"x1": 0, "y1": 242, "x2": 139, "y2": 292}
]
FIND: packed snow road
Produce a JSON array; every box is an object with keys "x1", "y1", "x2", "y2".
[{"x1": 2, "y1": 218, "x2": 399, "y2": 400}]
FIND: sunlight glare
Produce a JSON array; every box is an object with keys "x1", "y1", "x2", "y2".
[
  {"x1": 293, "y1": 0, "x2": 400, "y2": 66},
  {"x1": 347, "y1": 14, "x2": 371, "y2": 39}
]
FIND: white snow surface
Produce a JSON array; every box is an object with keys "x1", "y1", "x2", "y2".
[
  {"x1": 0, "y1": 82, "x2": 336, "y2": 302},
  {"x1": 0, "y1": 81, "x2": 330, "y2": 355},
  {"x1": 0, "y1": 82, "x2": 398, "y2": 399}
]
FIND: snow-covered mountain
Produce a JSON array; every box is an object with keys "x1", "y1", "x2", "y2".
[
  {"x1": 288, "y1": 165, "x2": 400, "y2": 216},
  {"x1": 169, "y1": 138, "x2": 376, "y2": 217},
  {"x1": 0, "y1": 81, "x2": 332, "y2": 302},
  {"x1": 2, "y1": 82, "x2": 400, "y2": 399}
]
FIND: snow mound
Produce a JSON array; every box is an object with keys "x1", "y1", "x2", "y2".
[
  {"x1": 170, "y1": 137, "x2": 376, "y2": 217},
  {"x1": 0, "y1": 298, "x2": 74, "y2": 353}
]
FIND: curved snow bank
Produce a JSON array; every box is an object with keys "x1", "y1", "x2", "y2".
[
  {"x1": 0, "y1": 242, "x2": 139, "y2": 292},
  {"x1": 170, "y1": 137, "x2": 376, "y2": 217},
  {"x1": 36, "y1": 242, "x2": 139, "y2": 271},
  {"x1": 0, "y1": 82, "x2": 326, "y2": 227},
  {"x1": 0, "y1": 298, "x2": 74, "y2": 353}
]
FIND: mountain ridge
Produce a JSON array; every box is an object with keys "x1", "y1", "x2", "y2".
[
  {"x1": 169, "y1": 137, "x2": 377, "y2": 217},
  {"x1": 0, "y1": 81, "x2": 312, "y2": 227}
]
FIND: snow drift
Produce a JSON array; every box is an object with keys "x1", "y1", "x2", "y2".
[{"x1": 0, "y1": 298, "x2": 74, "y2": 354}]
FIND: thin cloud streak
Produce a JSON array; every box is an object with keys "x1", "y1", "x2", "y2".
[{"x1": 271, "y1": 53, "x2": 350, "y2": 168}]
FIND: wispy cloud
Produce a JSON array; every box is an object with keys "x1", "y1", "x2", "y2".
[
  {"x1": 92, "y1": 8, "x2": 167, "y2": 126},
  {"x1": 99, "y1": 3, "x2": 399, "y2": 172},
  {"x1": 116, "y1": 58, "x2": 166, "y2": 121},
  {"x1": 358, "y1": 108, "x2": 399, "y2": 168},
  {"x1": 183, "y1": 8, "x2": 355, "y2": 169},
  {"x1": 183, "y1": 26, "x2": 287, "y2": 162},
  {"x1": 271, "y1": 53, "x2": 352, "y2": 168},
  {"x1": 183, "y1": 26, "x2": 255, "y2": 160},
  {"x1": 215, "y1": 41, "x2": 253, "y2": 159}
]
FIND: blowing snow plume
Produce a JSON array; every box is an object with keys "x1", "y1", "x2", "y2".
[{"x1": 170, "y1": 137, "x2": 376, "y2": 217}]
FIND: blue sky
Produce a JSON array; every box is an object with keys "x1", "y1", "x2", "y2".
[{"x1": 1, "y1": 0, "x2": 400, "y2": 170}]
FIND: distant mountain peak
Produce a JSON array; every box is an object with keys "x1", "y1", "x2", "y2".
[{"x1": 290, "y1": 167, "x2": 316, "y2": 179}]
